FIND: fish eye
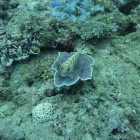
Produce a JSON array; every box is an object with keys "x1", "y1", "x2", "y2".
[{"x1": 67, "y1": 68, "x2": 71, "y2": 72}]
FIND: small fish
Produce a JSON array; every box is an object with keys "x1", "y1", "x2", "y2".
[
  {"x1": 60, "y1": 52, "x2": 79, "y2": 76},
  {"x1": 0, "y1": 112, "x2": 5, "y2": 117}
]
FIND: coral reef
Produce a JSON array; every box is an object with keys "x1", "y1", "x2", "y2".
[
  {"x1": 0, "y1": 0, "x2": 140, "y2": 140},
  {"x1": 0, "y1": 1, "x2": 10, "y2": 20},
  {"x1": 0, "y1": 33, "x2": 40, "y2": 66},
  {"x1": 50, "y1": 0, "x2": 104, "y2": 21},
  {"x1": 112, "y1": 0, "x2": 140, "y2": 15},
  {"x1": 70, "y1": 20, "x2": 118, "y2": 40}
]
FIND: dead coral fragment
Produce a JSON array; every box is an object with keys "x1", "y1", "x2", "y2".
[{"x1": 52, "y1": 52, "x2": 95, "y2": 87}]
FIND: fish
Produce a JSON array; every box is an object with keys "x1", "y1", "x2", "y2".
[{"x1": 60, "y1": 52, "x2": 79, "y2": 76}]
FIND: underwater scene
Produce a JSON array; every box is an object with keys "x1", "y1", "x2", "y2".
[{"x1": 0, "y1": 0, "x2": 140, "y2": 139}]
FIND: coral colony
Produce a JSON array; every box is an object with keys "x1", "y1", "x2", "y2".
[{"x1": 52, "y1": 52, "x2": 95, "y2": 87}]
